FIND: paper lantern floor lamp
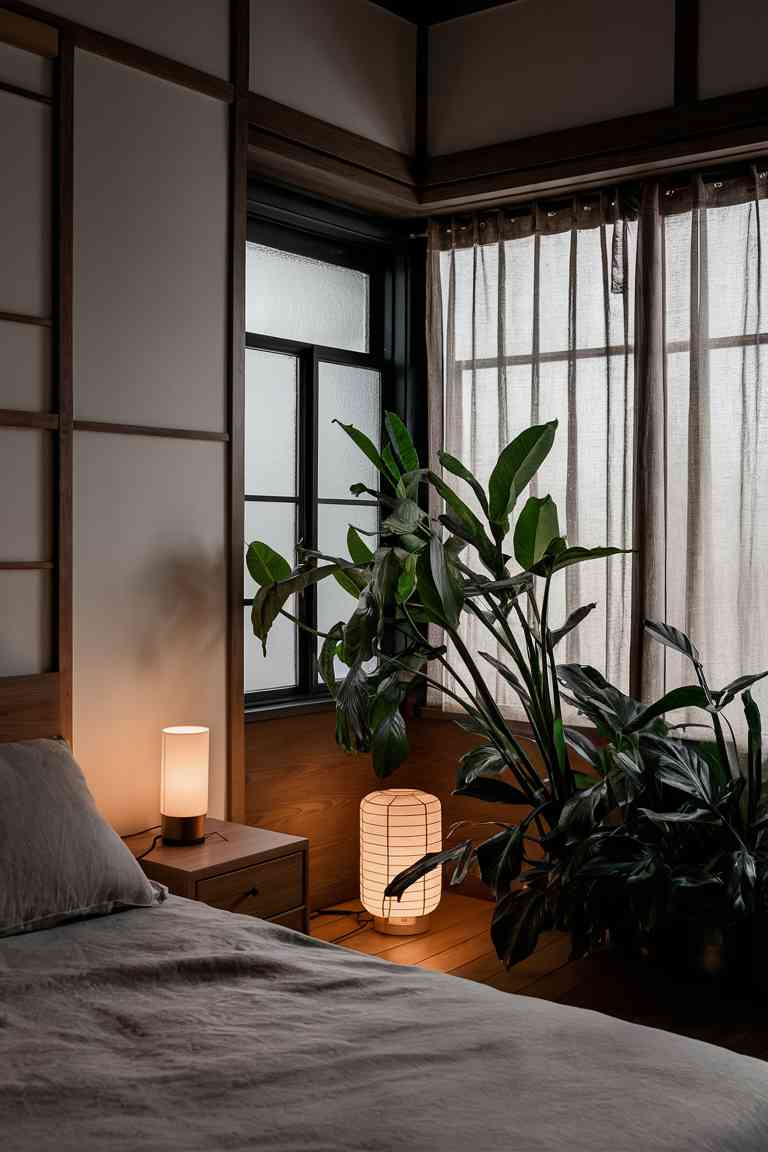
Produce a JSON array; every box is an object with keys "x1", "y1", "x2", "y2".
[{"x1": 360, "y1": 789, "x2": 442, "y2": 935}]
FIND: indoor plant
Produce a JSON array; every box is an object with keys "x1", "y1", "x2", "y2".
[{"x1": 247, "y1": 414, "x2": 768, "y2": 974}]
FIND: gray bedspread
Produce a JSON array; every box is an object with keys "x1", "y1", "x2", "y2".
[{"x1": 1, "y1": 896, "x2": 767, "y2": 1151}]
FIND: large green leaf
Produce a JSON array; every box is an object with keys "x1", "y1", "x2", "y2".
[
  {"x1": 343, "y1": 587, "x2": 379, "y2": 665},
  {"x1": 476, "y1": 826, "x2": 524, "y2": 896},
  {"x1": 638, "y1": 807, "x2": 718, "y2": 828},
  {"x1": 246, "y1": 540, "x2": 291, "y2": 587},
  {"x1": 251, "y1": 564, "x2": 340, "y2": 654},
  {"x1": 438, "y1": 449, "x2": 489, "y2": 517},
  {"x1": 513, "y1": 495, "x2": 560, "y2": 571},
  {"x1": 371, "y1": 707, "x2": 408, "y2": 778},
  {"x1": 454, "y1": 777, "x2": 531, "y2": 805},
  {"x1": 556, "y1": 778, "x2": 609, "y2": 840},
  {"x1": 549, "y1": 603, "x2": 597, "y2": 647},
  {"x1": 395, "y1": 553, "x2": 417, "y2": 604},
  {"x1": 333, "y1": 419, "x2": 387, "y2": 472},
  {"x1": 428, "y1": 535, "x2": 462, "y2": 627},
  {"x1": 539, "y1": 545, "x2": 629, "y2": 576},
  {"x1": 491, "y1": 885, "x2": 551, "y2": 967},
  {"x1": 744, "y1": 690, "x2": 763, "y2": 826},
  {"x1": 335, "y1": 661, "x2": 370, "y2": 753},
  {"x1": 715, "y1": 670, "x2": 768, "y2": 710},
  {"x1": 347, "y1": 526, "x2": 374, "y2": 565},
  {"x1": 318, "y1": 623, "x2": 345, "y2": 697},
  {"x1": 644, "y1": 619, "x2": 702, "y2": 667},
  {"x1": 333, "y1": 567, "x2": 368, "y2": 599},
  {"x1": 456, "y1": 742, "x2": 505, "y2": 786},
  {"x1": 624, "y1": 684, "x2": 711, "y2": 734},
  {"x1": 478, "y1": 651, "x2": 531, "y2": 707},
  {"x1": 488, "y1": 420, "x2": 557, "y2": 535},
  {"x1": 384, "y1": 841, "x2": 474, "y2": 901},
  {"x1": 381, "y1": 498, "x2": 424, "y2": 537},
  {"x1": 381, "y1": 443, "x2": 401, "y2": 487},
  {"x1": 563, "y1": 726, "x2": 601, "y2": 769},
  {"x1": 384, "y1": 411, "x2": 419, "y2": 474},
  {"x1": 428, "y1": 471, "x2": 498, "y2": 570},
  {"x1": 557, "y1": 664, "x2": 647, "y2": 735},
  {"x1": 642, "y1": 735, "x2": 713, "y2": 803}
]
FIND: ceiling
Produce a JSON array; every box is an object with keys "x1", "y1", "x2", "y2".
[{"x1": 370, "y1": 1, "x2": 519, "y2": 25}]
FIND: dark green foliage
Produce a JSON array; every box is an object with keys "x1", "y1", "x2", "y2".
[{"x1": 247, "y1": 410, "x2": 767, "y2": 971}]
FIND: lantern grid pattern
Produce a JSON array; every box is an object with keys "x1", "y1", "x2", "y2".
[{"x1": 360, "y1": 789, "x2": 442, "y2": 920}]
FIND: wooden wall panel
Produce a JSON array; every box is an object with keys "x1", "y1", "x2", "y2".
[
  {"x1": 246, "y1": 709, "x2": 377, "y2": 911},
  {"x1": 245, "y1": 710, "x2": 547, "y2": 910}
]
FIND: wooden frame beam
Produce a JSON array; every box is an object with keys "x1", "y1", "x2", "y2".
[
  {"x1": 3, "y1": 2, "x2": 232, "y2": 101},
  {"x1": 227, "y1": 0, "x2": 248, "y2": 822},
  {"x1": 0, "y1": 6, "x2": 57, "y2": 56}
]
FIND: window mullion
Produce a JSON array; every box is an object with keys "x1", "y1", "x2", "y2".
[{"x1": 296, "y1": 347, "x2": 318, "y2": 694}]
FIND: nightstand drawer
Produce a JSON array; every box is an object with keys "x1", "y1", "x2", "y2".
[{"x1": 195, "y1": 852, "x2": 304, "y2": 919}]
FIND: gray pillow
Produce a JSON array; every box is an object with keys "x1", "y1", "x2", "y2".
[{"x1": 0, "y1": 738, "x2": 163, "y2": 937}]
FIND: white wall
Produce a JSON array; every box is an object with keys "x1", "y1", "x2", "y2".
[
  {"x1": 699, "y1": 0, "x2": 768, "y2": 99},
  {"x1": 250, "y1": 0, "x2": 417, "y2": 153},
  {"x1": 72, "y1": 49, "x2": 229, "y2": 829},
  {"x1": 429, "y1": 0, "x2": 675, "y2": 156},
  {"x1": 26, "y1": 0, "x2": 230, "y2": 79}
]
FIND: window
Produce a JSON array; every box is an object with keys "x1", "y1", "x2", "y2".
[
  {"x1": 428, "y1": 171, "x2": 768, "y2": 739},
  {"x1": 244, "y1": 216, "x2": 392, "y2": 708},
  {"x1": 431, "y1": 205, "x2": 636, "y2": 720}
]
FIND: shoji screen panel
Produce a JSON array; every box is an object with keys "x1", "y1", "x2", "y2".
[
  {"x1": 72, "y1": 49, "x2": 229, "y2": 827},
  {"x1": 0, "y1": 12, "x2": 59, "y2": 692},
  {"x1": 75, "y1": 434, "x2": 226, "y2": 830}
]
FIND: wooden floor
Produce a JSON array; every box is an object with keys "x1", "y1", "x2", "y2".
[
  {"x1": 313, "y1": 893, "x2": 768, "y2": 1060},
  {"x1": 312, "y1": 893, "x2": 580, "y2": 999}
]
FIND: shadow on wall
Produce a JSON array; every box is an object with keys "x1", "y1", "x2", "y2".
[{"x1": 133, "y1": 542, "x2": 225, "y2": 671}]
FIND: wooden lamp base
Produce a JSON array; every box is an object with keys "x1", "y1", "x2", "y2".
[
  {"x1": 161, "y1": 813, "x2": 206, "y2": 846},
  {"x1": 373, "y1": 914, "x2": 431, "y2": 936}
]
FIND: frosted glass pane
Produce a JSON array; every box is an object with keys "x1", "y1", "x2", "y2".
[
  {"x1": 317, "y1": 504, "x2": 378, "y2": 677},
  {"x1": 318, "y1": 363, "x2": 381, "y2": 499},
  {"x1": 244, "y1": 501, "x2": 296, "y2": 598},
  {"x1": 244, "y1": 604, "x2": 297, "y2": 693},
  {"x1": 245, "y1": 348, "x2": 297, "y2": 496},
  {"x1": 246, "y1": 242, "x2": 369, "y2": 352},
  {"x1": 0, "y1": 571, "x2": 50, "y2": 676}
]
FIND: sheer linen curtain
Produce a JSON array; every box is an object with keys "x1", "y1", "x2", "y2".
[
  {"x1": 427, "y1": 198, "x2": 637, "y2": 720},
  {"x1": 637, "y1": 170, "x2": 768, "y2": 735},
  {"x1": 428, "y1": 168, "x2": 768, "y2": 738}
]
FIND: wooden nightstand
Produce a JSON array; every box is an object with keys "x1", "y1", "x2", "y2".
[{"x1": 137, "y1": 818, "x2": 309, "y2": 933}]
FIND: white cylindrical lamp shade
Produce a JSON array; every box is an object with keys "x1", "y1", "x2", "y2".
[
  {"x1": 160, "y1": 725, "x2": 210, "y2": 844},
  {"x1": 360, "y1": 789, "x2": 442, "y2": 927}
]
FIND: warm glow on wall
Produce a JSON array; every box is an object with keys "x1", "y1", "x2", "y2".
[
  {"x1": 360, "y1": 789, "x2": 442, "y2": 935},
  {"x1": 160, "y1": 725, "x2": 210, "y2": 845}
]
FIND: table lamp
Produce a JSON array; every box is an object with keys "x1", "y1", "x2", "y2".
[{"x1": 160, "y1": 725, "x2": 210, "y2": 845}]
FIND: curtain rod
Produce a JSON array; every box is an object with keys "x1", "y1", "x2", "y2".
[{"x1": 407, "y1": 154, "x2": 768, "y2": 238}]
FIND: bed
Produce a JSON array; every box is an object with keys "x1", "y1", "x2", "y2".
[{"x1": 1, "y1": 888, "x2": 768, "y2": 1151}]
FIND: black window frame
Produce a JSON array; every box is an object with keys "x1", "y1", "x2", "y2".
[{"x1": 244, "y1": 189, "x2": 414, "y2": 716}]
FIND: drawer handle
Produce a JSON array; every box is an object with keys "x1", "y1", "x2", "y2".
[{"x1": 229, "y1": 886, "x2": 259, "y2": 910}]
